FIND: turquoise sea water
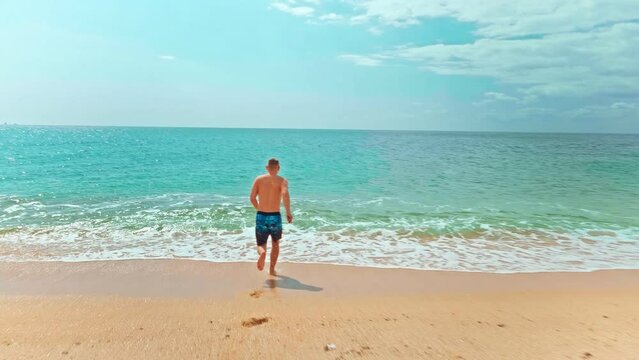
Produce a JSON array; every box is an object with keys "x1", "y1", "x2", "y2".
[{"x1": 1, "y1": 126, "x2": 638, "y2": 272}]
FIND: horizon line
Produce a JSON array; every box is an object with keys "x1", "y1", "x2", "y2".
[{"x1": 1, "y1": 122, "x2": 638, "y2": 136}]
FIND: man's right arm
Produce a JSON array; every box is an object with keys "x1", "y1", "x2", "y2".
[
  {"x1": 250, "y1": 178, "x2": 259, "y2": 210},
  {"x1": 282, "y1": 179, "x2": 292, "y2": 223}
]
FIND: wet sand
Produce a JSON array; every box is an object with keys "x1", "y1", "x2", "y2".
[{"x1": 1, "y1": 260, "x2": 638, "y2": 359}]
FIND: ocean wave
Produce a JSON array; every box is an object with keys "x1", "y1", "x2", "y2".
[
  {"x1": 1, "y1": 223, "x2": 637, "y2": 273},
  {"x1": 1, "y1": 191, "x2": 638, "y2": 272}
]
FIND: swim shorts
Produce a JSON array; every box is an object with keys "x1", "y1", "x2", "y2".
[{"x1": 255, "y1": 211, "x2": 282, "y2": 246}]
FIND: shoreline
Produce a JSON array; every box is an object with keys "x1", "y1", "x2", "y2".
[
  {"x1": 4, "y1": 257, "x2": 639, "y2": 275},
  {"x1": 2, "y1": 259, "x2": 639, "y2": 297}
]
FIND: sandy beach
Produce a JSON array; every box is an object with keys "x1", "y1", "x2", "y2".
[
  {"x1": 1, "y1": 260, "x2": 638, "y2": 359},
  {"x1": 4, "y1": 0, "x2": 639, "y2": 358}
]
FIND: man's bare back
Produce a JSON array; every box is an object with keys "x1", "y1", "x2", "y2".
[
  {"x1": 249, "y1": 158, "x2": 292, "y2": 275},
  {"x1": 252, "y1": 174, "x2": 286, "y2": 213}
]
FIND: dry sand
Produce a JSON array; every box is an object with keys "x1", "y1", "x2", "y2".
[{"x1": 1, "y1": 260, "x2": 638, "y2": 359}]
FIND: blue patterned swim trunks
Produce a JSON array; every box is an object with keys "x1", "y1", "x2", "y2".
[{"x1": 255, "y1": 211, "x2": 282, "y2": 246}]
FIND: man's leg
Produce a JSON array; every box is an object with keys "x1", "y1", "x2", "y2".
[
  {"x1": 256, "y1": 213, "x2": 268, "y2": 271},
  {"x1": 257, "y1": 243, "x2": 267, "y2": 271},
  {"x1": 269, "y1": 240, "x2": 279, "y2": 276}
]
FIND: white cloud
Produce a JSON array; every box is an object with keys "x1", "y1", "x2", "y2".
[
  {"x1": 348, "y1": 14, "x2": 369, "y2": 25},
  {"x1": 473, "y1": 92, "x2": 521, "y2": 106},
  {"x1": 484, "y1": 92, "x2": 518, "y2": 102},
  {"x1": 278, "y1": 1, "x2": 639, "y2": 99},
  {"x1": 367, "y1": 27, "x2": 383, "y2": 35},
  {"x1": 273, "y1": 0, "x2": 639, "y2": 126},
  {"x1": 611, "y1": 102, "x2": 636, "y2": 109},
  {"x1": 338, "y1": 54, "x2": 385, "y2": 67},
  {"x1": 360, "y1": 22, "x2": 639, "y2": 98},
  {"x1": 271, "y1": 2, "x2": 315, "y2": 17},
  {"x1": 158, "y1": 55, "x2": 175, "y2": 61},
  {"x1": 567, "y1": 102, "x2": 639, "y2": 120},
  {"x1": 352, "y1": 0, "x2": 639, "y2": 38},
  {"x1": 318, "y1": 13, "x2": 342, "y2": 21}
]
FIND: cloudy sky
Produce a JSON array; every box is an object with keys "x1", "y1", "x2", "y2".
[{"x1": 1, "y1": 1, "x2": 637, "y2": 132}]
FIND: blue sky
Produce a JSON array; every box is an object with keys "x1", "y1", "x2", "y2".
[{"x1": 0, "y1": 1, "x2": 637, "y2": 132}]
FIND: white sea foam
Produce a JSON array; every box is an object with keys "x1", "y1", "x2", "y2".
[
  {"x1": 1, "y1": 192, "x2": 638, "y2": 272},
  {"x1": 0, "y1": 223, "x2": 637, "y2": 273}
]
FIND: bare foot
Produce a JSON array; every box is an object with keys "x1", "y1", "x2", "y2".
[
  {"x1": 269, "y1": 267, "x2": 277, "y2": 276},
  {"x1": 257, "y1": 251, "x2": 266, "y2": 271}
]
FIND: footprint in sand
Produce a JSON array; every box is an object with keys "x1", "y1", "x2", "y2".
[
  {"x1": 249, "y1": 290, "x2": 263, "y2": 298},
  {"x1": 582, "y1": 352, "x2": 593, "y2": 359},
  {"x1": 242, "y1": 317, "x2": 270, "y2": 327}
]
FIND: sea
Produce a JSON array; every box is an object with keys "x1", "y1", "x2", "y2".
[{"x1": 1, "y1": 126, "x2": 638, "y2": 272}]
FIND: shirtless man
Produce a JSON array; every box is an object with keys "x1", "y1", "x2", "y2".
[{"x1": 250, "y1": 158, "x2": 293, "y2": 275}]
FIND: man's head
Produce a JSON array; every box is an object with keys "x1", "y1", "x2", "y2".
[{"x1": 266, "y1": 157, "x2": 280, "y2": 175}]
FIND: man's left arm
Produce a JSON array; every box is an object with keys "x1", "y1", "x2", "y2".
[{"x1": 282, "y1": 179, "x2": 292, "y2": 223}]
